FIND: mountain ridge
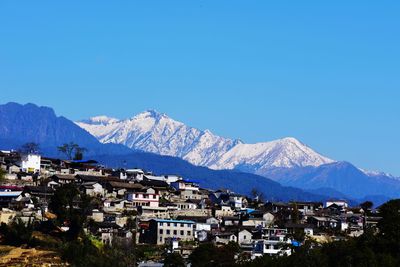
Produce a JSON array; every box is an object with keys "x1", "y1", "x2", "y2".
[
  {"x1": 0, "y1": 102, "x2": 330, "y2": 202},
  {"x1": 1, "y1": 102, "x2": 399, "y2": 201},
  {"x1": 262, "y1": 161, "x2": 400, "y2": 199},
  {"x1": 0, "y1": 102, "x2": 132, "y2": 157},
  {"x1": 77, "y1": 111, "x2": 335, "y2": 172}
]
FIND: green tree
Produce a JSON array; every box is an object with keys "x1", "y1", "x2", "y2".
[
  {"x1": 189, "y1": 243, "x2": 218, "y2": 267},
  {"x1": 190, "y1": 242, "x2": 240, "y2": 267},
  {"x1": 49, "y1": 184, "x2": 91, "y2": 240},
  {"x1": 0, "y1": 218, "x2": 33, "y2": 246},
  {"x1": 0, "y1": 168, "x2": 6, "y2": 182},
  {"x1": 291, "y1": 203, "x2": 300, "y2": 224},
  {"x1": 378, "y1": 199, "x2": 400, "y2": 243},
  {"x1": 360, "y1": 201, "x2": 374, "y2": 215},
  {"x1": 164, "y1": 252, "x2": 185, "y2": 267}
]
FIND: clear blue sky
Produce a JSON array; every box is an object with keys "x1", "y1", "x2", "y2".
[{"x1": 1, "y1": 1, "x2": 399, "y2": 175}]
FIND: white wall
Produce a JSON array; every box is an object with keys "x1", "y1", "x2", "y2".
[{"x1": 21, "y1": 154, "x2": 41, "y2": 173}]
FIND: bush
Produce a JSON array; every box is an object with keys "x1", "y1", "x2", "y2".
[{"x1": 0, "y1": 218, "x2": 33, "y2": 246}]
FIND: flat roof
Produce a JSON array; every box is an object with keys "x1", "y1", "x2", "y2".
[
  {"x1": 154, "y1": 219, "x2": 195, "y2": 224},
  {"x1": 0, "y1": 191, "x2": 22, "y2": 197}
]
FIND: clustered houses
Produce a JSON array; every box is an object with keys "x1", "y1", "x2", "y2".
[{"x1": 0, "y1": 150, "x2": 383, "y2": 260}]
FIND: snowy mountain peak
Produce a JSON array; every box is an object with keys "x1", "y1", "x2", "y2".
[
  {"x1": 280, "y1": 137, "x2": 302, "y2": 143},
  {"x1": 77, "y1": 111, "x2": 335, "y2": 172},
  {"x1": 80, "y1": 115, "x2": 120, "y2": 125},
  {"x1": 134, "y1": 109, "x2": 167, "y2": 121}
]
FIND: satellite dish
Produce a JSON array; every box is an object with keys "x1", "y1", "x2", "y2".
[{"x1": 198, "y1": 231, "x2": 208, "y2": 242}]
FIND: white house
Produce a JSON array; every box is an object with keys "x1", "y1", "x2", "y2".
[
  {"x1": 214, "y1": 232, "x2": 237, "y2": 245},
  {"x1": 215, "y1": 205, "x2": 234, "y2": 217},
  {"x1": 253, "y1": 239, "x2": 292, "y2": 257},
  {"x1": 81, "y1": 182, "x2": 104, "y2": 197},
  {"x1": 171, "y1": 180, "x2": 199, "y2": 192},
  {"x1": 144, "y1": 174, "x2": 181, "y2": 184},
  {"x1": 229, "y1": 194, "x2": 246, "y2": 209},
  {"x1": 325, "y1": 200, "x2": 348, "y2": 209},
  {"x1": 126, "y1": 188, "x2": 159, "y2": 208},
  {"x1": 238, "y1": 229, "x2": 253, "y2": 245},
  {"x1": 20, "y1": 154, "x2": 41, "y2": 173},
  {"x1": 174, "y1": 201, "x2": 198, "y2": 210},
  {"x1": 126, "y1": 169, "x2": 144, "y2": 181}
]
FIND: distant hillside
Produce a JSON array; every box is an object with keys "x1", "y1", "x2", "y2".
[
  {"x1": 0, "y1": 102, "x2": 132, "y2": 157},
  {"x1": 263, "y1": 161, "x2": 400, "y2": 199},
  {"x1": 94, "y1": 151, "x2": 328, "y2": 202}
]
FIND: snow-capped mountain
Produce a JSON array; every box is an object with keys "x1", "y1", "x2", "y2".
[{"x1": 76, "y1": 110, "x2": 335, "y2": 172}]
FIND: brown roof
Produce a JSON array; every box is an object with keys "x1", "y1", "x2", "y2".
[
  {"x1": 52, "y1": 174, "x2": 76, "y2": 180},
  {"x1": 107, "y1": 181, "x2": 144, "y2": 190}
]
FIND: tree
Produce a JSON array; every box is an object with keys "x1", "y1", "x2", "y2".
[
  {"x1": 360, "y1": 201, "x2": 374, "y2": 215},
  {"x1": 0, "y1": 168, "x2": 6, "y2": 182},
  {"x1": 189, "y1": 243, "x2": 218, "y2": 267},
  {"x1": 291, "y1": 203, "x2": 300, "y2": 224},
  {"x1": 164, "y1": 252, "x2": 185, "y2": 267},
  {"x1": 189, "y1": 242, "x2": 239, "y2": 267},
  {"x1": 0, "y1": 218, "x2": 33, "y2": 246},
  {"x1": 378, "y1": 199, "x2": 400, "y2": 243},
  {"x1": 49, "y1": 183, "x2": 87, "y2": 240},
  {"x1": 250, "y1": 188, "x2": 264, "y2": 203},
  {"x1": 20, "y1": 142, "x2": 40, "y2": 154},
  {"x1": 57, "y1": 142, "x2": 87, "y2": 160},
  {"x1": 73, "y1": 146, "x2": 87, "y2": 160}
]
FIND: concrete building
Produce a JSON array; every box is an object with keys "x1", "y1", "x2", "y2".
[
  {"x1": 126, "y1": 188, "x2": 159, "y2": 208},
  {"x1": 142, "y1": 219, "x2": 195, "y2": 245},
  {"x1": 20, "y1": 154, "x2": 41, "y2": 173}
]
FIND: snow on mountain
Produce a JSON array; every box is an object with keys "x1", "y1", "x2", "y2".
[
  {"x1": 80, "y1": 115, "x2": 120, "y2": 125},
  {"x1": 209, "y1": 137, "x2": 334, "y2": 171},
  {"x1": 76, "y1": 110, "x2": 335, "y2": 171}
]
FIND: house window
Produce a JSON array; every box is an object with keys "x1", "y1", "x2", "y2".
[
  {"x1": 159, "y1": 222, "x2": 163, "y2": 227},
  {"x1": 187, "y1": 231, "x2": 191, "y2": 236},
  {"x1": 159, "y1": 237, "x2": 162, "y2": 242},
  {"x1": 243, "y1": 236, "x2": 247, "y2": 240},
  {"x1": 159, "y1": 229, "x2": 163, "y2": 234},
  {"x1": 167, "y1": 223, "x2": 170, "y2": 227},
  {"x1": 180, "y1": 223, "x2": 184, "y2": 227},
  {"x1": 173, "y1": 230, "x2": 177, "y2": 235},
  {"x1": 174, "y1": 223, "x2": 178, "y2": 227},
  {"x1": 166, "y1": 230, "x2": 170, "y2": 235},
  {"x1": 180, "y1": 230, "x2": 184, "y2": 236}
]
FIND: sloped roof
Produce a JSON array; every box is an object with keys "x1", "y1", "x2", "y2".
[{"x1": 107, "y1": 181, "x2": 144, "y2": 190}]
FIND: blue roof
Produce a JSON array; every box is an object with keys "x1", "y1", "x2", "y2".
[
  {"x1": 154, "y1": 219, "x2": 195, "y2": 224},
  {"x1": 291, "y1": 240, "x2": 301, "y2": 247},
  {"x1": 246, "y1": 208, "x2": 256, "y2": 214}
]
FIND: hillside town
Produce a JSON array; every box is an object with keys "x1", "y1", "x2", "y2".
[{"x1": 0, "y1": 149, "x2": 384, "y2": 266}]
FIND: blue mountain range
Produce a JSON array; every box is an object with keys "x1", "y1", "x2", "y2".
[{"x1": 0, "y1": 102, "x2": 397, "y2": 205}]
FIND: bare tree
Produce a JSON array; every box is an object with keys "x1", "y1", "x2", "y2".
[
  {"x1": 57, "y1": 142, "x2": 87, "y2": 160},
  {"x1": 73, "y1": 146, "x2": 87, "y2": 160},
  {"x1": 20, "y1": 142, "x2": 40, "y2": 154},
  {"x1": 251, "y1": 188, "x2": 265, "y2": 203}
]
